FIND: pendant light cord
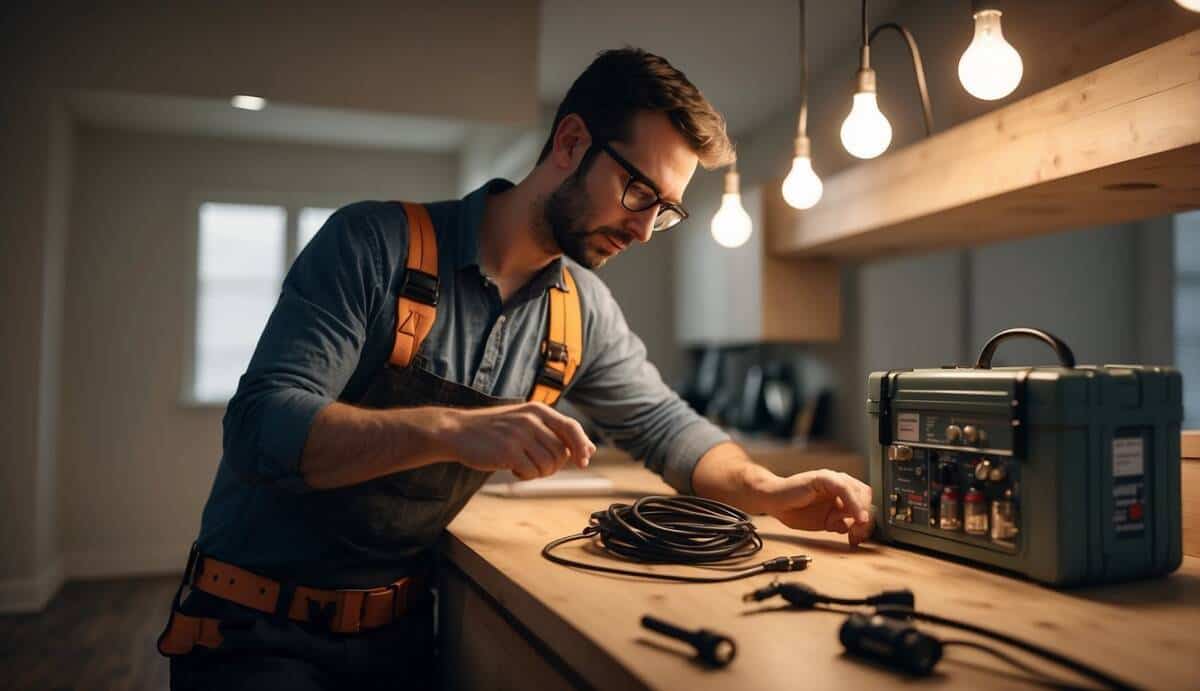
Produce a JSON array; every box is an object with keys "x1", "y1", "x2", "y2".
[
  {"x1": 797, "y1": 0, "x2": 808, "y2": 139},
  {"x1": 859, "y1": 0, "x2": 935, "y2": 136}
]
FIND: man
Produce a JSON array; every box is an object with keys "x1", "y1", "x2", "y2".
[{"x1": 162, "y1": 48, "x2": 872, "y2": 689}]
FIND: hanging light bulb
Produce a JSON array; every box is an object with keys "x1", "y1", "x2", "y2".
[
  {"x1": 1175, "y1": 0, "x2": 1200, "y2": 11},
  {"x1": 710, "y1": 166, "x2": 752, "y2": 248},
  {"x1": 782, "y1": 136, "x2": 822, "y2": 209},
  {"x1": 782, "y1": 0, "x2": 822, "y2": 209},
  {"x1": 840, "y1": 68, "x2": 892, "y2": 159},
  {"x1": 958, "y1": 9, "x2": 1023, "y2": 100}
]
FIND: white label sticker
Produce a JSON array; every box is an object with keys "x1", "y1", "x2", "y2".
[
  {"x1": 897, "y1": 413, "x2": 920, "y2": 442},
  {"x1": 1112, "y1": 438, "x2": 1145, "y2": 478}
]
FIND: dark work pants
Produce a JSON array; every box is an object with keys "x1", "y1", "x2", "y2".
[{"x1": 169, "y1": 591, "x2": 437, "y2": 691}]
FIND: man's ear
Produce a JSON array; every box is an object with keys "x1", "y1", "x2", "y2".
[{"x1": 551, "y1": 114, "x2": 591, "y2": 170}]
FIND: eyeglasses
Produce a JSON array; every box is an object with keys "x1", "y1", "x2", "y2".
[{"x1": 590, "y1": 142, "x2": 689, "y2": 232}]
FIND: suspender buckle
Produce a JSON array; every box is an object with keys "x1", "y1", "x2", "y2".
[
  {"x1": 400, "y1": 269, "x2": 439, "y2": 306},
  {"x1": 536, "y1": 367, "x2": 566, "y2": 390},
  {"x1": 542, "y1": 340, "x2": 569, "y2": 364}
]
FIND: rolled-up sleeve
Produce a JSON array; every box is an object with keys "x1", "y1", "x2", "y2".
[
  {"x1": 221, "y1": 203, "x2": 396, "y2": 493},
  {"x1": 566, "y1": 280, "x2": 729, "y2": 495}
]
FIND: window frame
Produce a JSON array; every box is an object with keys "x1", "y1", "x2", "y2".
[{"x1": 180, "y1": 189, "x2": 347, "y2": 408}]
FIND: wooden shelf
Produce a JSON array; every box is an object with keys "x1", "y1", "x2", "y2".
[{"x1": 770, "y1": 29, "x2": 1200, "y2": 260}]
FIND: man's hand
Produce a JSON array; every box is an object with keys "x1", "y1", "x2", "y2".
[
  {"x1": 757, "y1": 470, "x2": 874, "y2": 546},
  {"x1": 691, "y1": 442, "x2": 874, "y2": 546},
  {"x1": 440, "y1": 402, "x2": 596, "y2": 480}
]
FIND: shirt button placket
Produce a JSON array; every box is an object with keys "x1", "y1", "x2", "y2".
[{"x1": 472, "y1": 314, "x2": 506, "y2": 392}]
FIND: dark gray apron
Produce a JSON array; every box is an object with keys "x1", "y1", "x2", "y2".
[{"x1": 310, "y1": 352, "x2": 524, "y2": 581}]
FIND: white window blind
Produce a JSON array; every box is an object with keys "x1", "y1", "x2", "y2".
[
  {"x1": 193, "y1": 203, "x2": 287, "y2": 403},
  {"x1": 297, "y1": 207, "x2": 336, "y2": 259}
]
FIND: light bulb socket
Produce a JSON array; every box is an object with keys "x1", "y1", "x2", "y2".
[
  {"x1": 724, "y1": 169, "x2": 741, "y2": 195},
  {"x1": 793, "y1": 135, "x2": 811, "y2": 158},
  {"x1": 855, "y1": 68, "x2": 877, "y2": 94}
]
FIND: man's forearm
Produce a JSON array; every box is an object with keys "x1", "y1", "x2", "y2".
[
  {"x1": 690, "y1": 441, "x2": 779, "y2": 514},
  {"x1": 299, "y1": 401, "x2": 453, "y2": 490}
]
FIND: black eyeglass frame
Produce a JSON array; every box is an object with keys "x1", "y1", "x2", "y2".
[{"x1": 586, "y1": 141, "x2": 689, "y2": 232}]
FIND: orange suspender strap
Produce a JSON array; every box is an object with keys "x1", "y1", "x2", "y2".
[
  {"x1": 530, "y1": 266, "x2": 583, "y2": 406},
  {"x1": 389, "y1": 202, "x2": 440, "y2": 368}
]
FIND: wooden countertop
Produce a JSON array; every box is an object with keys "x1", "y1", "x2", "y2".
[{"x1": 443, "y1": 464, "x2": 1200, "y2": 691}]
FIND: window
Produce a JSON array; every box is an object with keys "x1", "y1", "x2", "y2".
[
  {"x1": 1176, "y1": 210, "x2": 1200, "y2": 429},
  {"x1": 298, "y1": 207, "x2": 336, "y2": 255},
  {"x1": 190, "y1": 202, "x2": 338, "y2": 404}
]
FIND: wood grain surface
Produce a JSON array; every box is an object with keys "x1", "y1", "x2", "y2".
[{"x1": 444, "y1": 464, "x2": 1200, "y2": 691}]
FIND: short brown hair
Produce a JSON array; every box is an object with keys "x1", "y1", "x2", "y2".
[{"x1": 537, "y1": 47, "x2": 734, "y2": 170}]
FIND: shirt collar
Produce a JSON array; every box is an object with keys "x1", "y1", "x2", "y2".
[{"x1": 457, "y1": 178, "x2": 566, "y2": 292}]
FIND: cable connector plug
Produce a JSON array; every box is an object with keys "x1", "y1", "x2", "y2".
[
  {"x1": 742, "y1": 581, "x2": 821, "y2": 609},
  {"x1": 866, "y1": 589, "x2": 915, "y2": 609},
  {"x1": 761, "y1": 555, "x2": 811, "y2": 573}
]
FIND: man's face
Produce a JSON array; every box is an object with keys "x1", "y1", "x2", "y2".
[{"x1": 544, "y1": 111, "x2": 698, "y2": 269}]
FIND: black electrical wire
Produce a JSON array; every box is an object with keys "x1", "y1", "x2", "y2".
[
  {"x1": 541, "y1": 496, "x2": 811, "y2": 583},
  {"x1": 748, "y1": 582, "x2": 1136, "y2": 690},
  {"x1": 942, "y1": 639, "x2": 1089, "y2": 691},
  {"x1": 868, "y1": 22, "x2": 935, "y2": 135},
  {"x1": 875, "y1": 607, "x2": 1138, "y2": 691}
]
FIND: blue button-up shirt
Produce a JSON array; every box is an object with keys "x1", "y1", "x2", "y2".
[{"x1": 197, "y1": 179, "x2": 729, "y2": 569}]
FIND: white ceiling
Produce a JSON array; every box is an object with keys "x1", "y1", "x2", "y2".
[
  {"x1": 70, "y1": 1, "x2": 898, "y2": 151},
  {"x1": 67, "y1": 90, "x2": 470, "y2": 153},
  {"x1": 539, "y1": 0, "x2": 897, "y2": 137}
]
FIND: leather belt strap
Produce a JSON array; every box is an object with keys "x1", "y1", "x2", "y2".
[
  {"x1": 390, "y1": 202, "x2": 439, "y2": 368},
  {"x1": 158, "y1": 555, "x2": 424, "y2": 656}
]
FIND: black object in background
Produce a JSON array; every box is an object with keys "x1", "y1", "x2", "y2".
[{"x1": 680, "y1": 346, "x2": 724, "y2": 416}]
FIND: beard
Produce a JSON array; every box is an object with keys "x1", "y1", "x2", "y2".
[{"x1": 542, "y1": 168, "x2": 629, "y2": 270}]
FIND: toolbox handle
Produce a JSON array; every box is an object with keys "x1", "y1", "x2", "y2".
[{"x1": 974, "y1": 327, "x2": 1076, "y2": 369}]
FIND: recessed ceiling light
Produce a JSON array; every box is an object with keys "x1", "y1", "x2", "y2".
[{"x1": 231, "y1": 95, "x2": 267, "y2": 111}]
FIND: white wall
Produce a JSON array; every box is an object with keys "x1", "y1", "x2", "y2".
[
  {"x1": 57, "y1": 127, "x2": 458, "y2": 579},
  {"x1": 0, "y1": 92, "x2": 72, "y2": 613}
]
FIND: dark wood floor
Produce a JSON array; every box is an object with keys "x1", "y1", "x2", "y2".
[{"x1": 0, "y1": 575, "x2": 178, "y2": 691}]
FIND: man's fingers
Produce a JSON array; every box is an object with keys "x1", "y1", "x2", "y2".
[
  {"x1": 848, "y1": 517, "x2": 873, "y2": 546},
  {"x1": 528, "y1": 403, "x2": 594, "y2": 468},
  {"x1": 815, "y1": 472, "x2": 870, "y2": 524},
  {"x1": 523, "y1": 418, "x2": 570, "y2": 474},
  {"x1": 518, "y1": 432, "x2": 557, "y2": 478},
  {"x1": 501, "y1": 439, "x2": 541, "y2": 480}
]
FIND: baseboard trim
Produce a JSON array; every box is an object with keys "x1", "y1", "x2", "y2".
[
  {"x1": 0, "y1": 556, "x2": 64, "y2": 614},
  {"x1": 64, "y1": 542, "x2": 189, "y2": 581}
]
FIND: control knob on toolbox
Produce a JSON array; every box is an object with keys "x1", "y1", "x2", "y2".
[{"x1": 973, "y1": 459, "x2": 991, "y2": 482}]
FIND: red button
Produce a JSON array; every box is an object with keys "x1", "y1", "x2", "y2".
[{"x1": 1127, "y1": 503, "x2": 1144, "y2": 521}]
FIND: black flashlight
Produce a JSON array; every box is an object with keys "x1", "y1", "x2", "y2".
[{"x1": 839, "y1": 612, "x2": 942, "y2": 676}]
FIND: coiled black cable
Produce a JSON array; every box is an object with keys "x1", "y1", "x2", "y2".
[{"x1": 541, "y1": 495, "x2": 811, "y2": 583}]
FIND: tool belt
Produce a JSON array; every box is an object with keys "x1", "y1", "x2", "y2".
[{"x1": 158, "y1": 546, "x2": 427, "y2": 656}]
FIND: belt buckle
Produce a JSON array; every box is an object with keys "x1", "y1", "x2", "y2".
[{"x1": 389, "y1": 580, "x2": 410, "y2": 620}]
